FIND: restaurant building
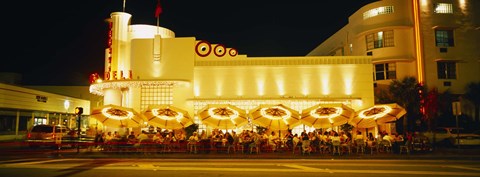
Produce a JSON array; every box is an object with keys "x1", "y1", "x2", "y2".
[{"x1": 88, "y1": 10, "x2": 379, "y2": 135}]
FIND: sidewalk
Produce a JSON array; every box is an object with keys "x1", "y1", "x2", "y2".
[
  {"x1": 1, "y1": 141, "x2": 479, "y2": 160},
  {"x1": 57, "y1": 146, "x2": 480, "y2": 161}
]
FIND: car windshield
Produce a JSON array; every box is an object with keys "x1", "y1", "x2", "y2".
[{"x1": 31, "y1": 126, "x2": 54, "y2": 133}]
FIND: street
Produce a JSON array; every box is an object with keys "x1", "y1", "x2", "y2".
[{"x1": 1, "y1": 158, "x2": 479, "y2": 177}]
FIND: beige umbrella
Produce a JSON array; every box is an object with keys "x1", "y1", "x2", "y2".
[
  {"x1": 250, "y1": 104, "x2": 301, "y2": 130},
  {"x1": 301, "y1": 103, "x2": 355, "y2": 129},
  {"x1": 198, "y1": 104, "x2": 249, "y2": 130},
  {"x1": 350, "y1": 103, "x2": 407, "y2": 128},
  {"x1": 90, "y1": 104, "x2": 145, "y2": 127},
  {"x1": 143, "y1": 105, "x2": 194, "y2": 130}
]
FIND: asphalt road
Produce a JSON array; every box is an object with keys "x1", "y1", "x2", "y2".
[{"x1": 0, "y1": 158, "x2": 479, "y2": 177}]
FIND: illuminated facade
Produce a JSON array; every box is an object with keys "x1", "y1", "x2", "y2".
[
  {"x1": 89, "y1": 11, "x2": 376, "y2": 132},
  {"x1": 309, "y1": 0, "x2": 479, "y2": 98}
]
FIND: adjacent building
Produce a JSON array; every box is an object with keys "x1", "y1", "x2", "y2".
[{"x1": 308, "y1": 0, "x2": 479, "y2": 119}]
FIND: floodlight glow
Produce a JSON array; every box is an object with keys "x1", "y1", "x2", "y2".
[
  {"x1": 257, "y1": 80, "x2": 265, "y2": 96},
  {"x1": 101, "y1": 107, "x2": 134, "y2": 120},
  {"x1": 260, "y1": 106, "x2": 291, "y2": 120},
  {"x1": 152, "y1": 108, "x2": 184, "y2": 120},
  {"x1": 358, "y1": 105, "x2": 392, "y2": 119},
  {"x1": 309, "y1": 107, "x2": 343, "y2": 119},
  {"x1": 208, "y1": 107, "x2": 239, "y2": 120}
]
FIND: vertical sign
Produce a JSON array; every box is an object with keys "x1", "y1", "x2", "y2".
[{"x1": 452, "y1": 101, "x2": 461, "y2": 116}]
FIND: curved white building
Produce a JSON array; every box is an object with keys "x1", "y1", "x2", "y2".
[{"x1": 89, "y1": 11, "x2": 377, "y2": 134}]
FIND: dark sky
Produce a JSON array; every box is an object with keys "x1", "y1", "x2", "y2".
[{"x1": 2, "y1": 0, "x2": 377, "y2": 86}]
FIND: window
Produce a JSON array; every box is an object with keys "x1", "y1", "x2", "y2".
[
  {"x1": 366, "y1": 30, "x2": 394, "y2": 50},
  {"x1": 374, "y1": 63, "x2": 396, "y2": 81},
  {"x1": 437, "y1": 61, "x2": 456, "y2": 79},
  {"x1": 434, "y1": 3, "x2": 453, "y2": 14},
  {"x1": 435, "y1": 29, "x2": 454, "y2": 47},
  {"x1": 140, "y1": 85, "x2": 173, "y2": 111},
  {"x1": 363, "y1": 6, "x2": 394, "y2": 20}
]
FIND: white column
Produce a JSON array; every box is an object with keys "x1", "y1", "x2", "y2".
[
  {"x1": 110, "y1": 12, "x2": 132, "y2": 79},
  {"x1": 104, "y1": 88, "x2": 123, "y2": 106}
]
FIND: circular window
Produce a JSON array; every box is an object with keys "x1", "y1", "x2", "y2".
[
  {"x1": 228, "y1": 48, "x2": 238, "y2": 57},
  {"x1": 214, "y1": 44, "x2": 226, "y2": 57},
  {"x1": 195, "y1": 40, "x2": 211, "y2": 57}
]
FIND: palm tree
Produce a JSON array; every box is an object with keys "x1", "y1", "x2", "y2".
[
  {"x1": 463, "y1": 82, "x2": 480, "y2": 123},
  {"x1": 389, "y1": 76, "x2": 423, "y2": 133}
]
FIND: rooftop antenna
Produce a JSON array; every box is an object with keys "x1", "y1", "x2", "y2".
[{"x1": 153, "y1": 0, "x2": 163, "y2": 63}]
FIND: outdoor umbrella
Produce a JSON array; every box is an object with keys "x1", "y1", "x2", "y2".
[
  {"x1": 90, "y1": 104, "x2": 145, "y2": 128},
  {"x1": 350, "y1": 103, "x2": 407, "y2": 128},
  {"x1": 197, "y1": 104, "x2": 249, "y2": 130},
  {"x1": 143, "y1": 105, "x2": 194, "y2": 130},
  {"x1": 250, "y1": 104, "x2": 301, "y2": 131},
  {"x1": 300, "y1": 103, "x2": 355, "y2": 128}
]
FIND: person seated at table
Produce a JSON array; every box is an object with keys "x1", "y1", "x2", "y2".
[
  {"x1": 268, "y1": 131, "x2": 279, "y2": 152},
  {"x1": 104, "y1": 131, "x2": 113, "y2": 143},
  {"x1": 152, "y1": 131, "x2": 164, "y2": 143},
  {"x1": 395, "y1": 133, "x2": 404, "y2": 142},
  {"x1": 199, "y1": 130, "x2": 207, "y2": 140},
  {"x1": 242, "y1": 131, "x2": 253, "y2": 150},
  {"x1": 284, "y1": 130, "x2": 294, "y2": 150},
  {"x1": 301, "y1": 132, "x2": 311, "y2": 154},
  {"x1": 187, "y1": 132, "x2": 200, "y2": 153},
  {"x1": 127, "y1": 131, "x2": 137, "y2": 145},
  {"x1": 134, "y1": 130, "x2": 150, "y2": 148},
  {"x1": 383, "y1": 133, "x2": 394, "y2": 143},
  {"x1": 225, "y1": 132, "x2": 234, "y2": 147},
  {"x1": 355, "y1": 131, "x2": 364, "y2": 141},
  {"x1": 367, "y1": 132, "x2": 375, "y2": 141}
]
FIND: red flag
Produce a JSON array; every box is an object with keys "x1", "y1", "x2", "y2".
[{"x1": 155, "y1": 0, "x2": 162, "y2": 18}]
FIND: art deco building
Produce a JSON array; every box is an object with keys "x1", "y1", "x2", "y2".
[
  {"x1": 88, "y1": 11, "x2": 379, "y2": 134},
  {"x1": 308, "y1": 0, "x2": 479, "y2": 109}
]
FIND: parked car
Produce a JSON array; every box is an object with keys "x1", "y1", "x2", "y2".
[
  {"x1": 450, "y1": 129, "x2": 480, "y2": 147},
  {"x1": 25, "y1": 124, "x2": 71, "y2": 148},
  {"x1": 423, "y1": 127, "x2": 455, "y2": 145}
]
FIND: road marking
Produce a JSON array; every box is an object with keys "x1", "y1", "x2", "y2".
[
  {"x1": 447, "y1": 165, "x2": 480, "y2": 171},
  {"x1": 11, "y1": 159, "x2": 75, "y2": 165},
  {"x1": 281, "y1": 164, "x2": 324, "y2": 171},
  {"x1": 4, "y1": 159, "x2": 480, "y2": 176}
]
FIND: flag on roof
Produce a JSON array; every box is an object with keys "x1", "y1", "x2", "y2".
[{"x1": 155, "y1": 0, "x2": 162, "y2": 18}]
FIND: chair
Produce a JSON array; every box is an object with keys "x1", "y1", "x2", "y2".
[
  {"x1": 399, "y1": 140, "x2": 411, "y2": 154},
  {"x1": 249, "y1": 137, "x2": 261, "y2": 154},
  {"x1": 138, "y1": 138, "x2": 155, "y2": 155},
  {"x1": 227, "y1": 137, "x2": 239, "y2": 154},
  {"x1": 292, "y1": 140, "x2": 302, "y2": 154},
  {"x1": 163, "y1": 137, "x2": 173, "y2": 152},
  {"x1": 332, "y1": 139, "x2": 341, "y2": 155},
  {"x1": 367, "y1": 140, "x2": 378, "y2": 155},
  {"x1": 301, "y1": 140, "x2": 311, "y2": 155},
  {"x1": 380, "y1": 139, "x2": 392, "y2": 153},
  {"x1": 340, "y1": 141, "x2": 352, "y2": 155},
  {"x1": 355, "y1": 139, "x2": 365, "y2": 154},
  {"x1": 187, "y1": 140, "x2": 198, "y2": 154}
]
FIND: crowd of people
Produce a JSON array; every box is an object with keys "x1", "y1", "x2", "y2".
[{"x1": 89, "y1": 128, "x2": 432, "y2": 154}]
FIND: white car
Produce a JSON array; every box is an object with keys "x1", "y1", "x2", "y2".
[{"x1": 451, "y1": 129, "x2": 480, "y2": 147}]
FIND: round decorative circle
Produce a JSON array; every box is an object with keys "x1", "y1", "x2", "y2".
[
  {"x1": 214, "y1": 44, "x2": 226, "y2": 57},
  {"x1": 195, "y1": 40, "x2": 211, "y2": 57},
  {"x1": 228, "y1": 48, "x2": 238, "y2": 57}
]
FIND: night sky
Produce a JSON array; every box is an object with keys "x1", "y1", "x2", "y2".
[{"x1": 2, "y1": 0, "x2": 377, "y2": 86}]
